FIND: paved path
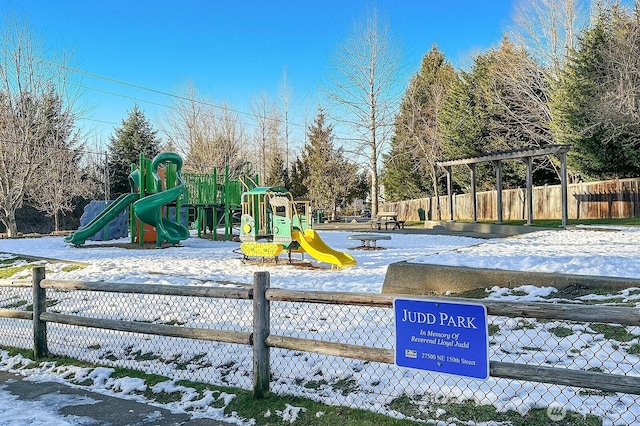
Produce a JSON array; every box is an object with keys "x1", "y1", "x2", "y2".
[{"x1": 0, "y1": 370, "x2": 229, "y2": 425}]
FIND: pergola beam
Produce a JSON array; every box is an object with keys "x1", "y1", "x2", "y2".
[{"x1": 437, "y1": 145, "x2": 572, "y2": 167}]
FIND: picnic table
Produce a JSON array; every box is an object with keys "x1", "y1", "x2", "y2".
[
  {"x1": 370, "y1": 212, "x2": 406, "y2": 230},
  {"x1": 347, "y1": 233, "x2": 391, "y2": 249}
]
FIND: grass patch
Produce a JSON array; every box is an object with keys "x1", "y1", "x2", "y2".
[
  {"x1": 0, "y1": 346, "x2": 604, "y2": 425},
  {"x1": 521, "y1": 346, "x2": 543, "y2": 352},
  {"x1": 549, "y1": 326, "x2": 574, "y2": 338},
  {"x1": 0, "y1": 264, "x2": 33, "y2": 279},
  {"x1": 388, "y1": 395, "x2": 601, "y2": 425},
  {"x1": 0, "y1": 257, "x2": 18, "y2": 265},
  {"x1": 488, "y1": 324, "x2": 500, "y2": 336},
  {"x1": 513, "y1": 320, "x2": 537, "y2": 331},
  {"x1": 589, "y1": 324, "x2": 635, "y2": 342},
  {"x1": 450, "y1": 288, "x2": 489, "y2": 299},
  {"x1": 1, "y1": 299, "x2": 28, "y2": 309},
  {"x1": 24, "y1": 299, "x2": 59, "y2": 312},
  {"x1": 61, "y1": 265, "x2": 84, "y2": 273}
]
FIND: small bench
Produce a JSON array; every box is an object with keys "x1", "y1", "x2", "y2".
[{"x1": 347, "y1": 234, "x2": 391, "y2": 249}]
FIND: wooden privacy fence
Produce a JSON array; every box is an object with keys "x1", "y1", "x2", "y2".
[
  {"x1": 383, "y1": 177, "x2": 640, "y2": 222},
  {"x1": 0, "y1": 266, "x2": 637, "y2": 401}
]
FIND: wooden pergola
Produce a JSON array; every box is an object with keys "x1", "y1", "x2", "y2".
[{"x1": 437, "y1": 145, "x2": 572, "y2": 227}]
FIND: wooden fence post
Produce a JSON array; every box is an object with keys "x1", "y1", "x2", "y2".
[
  {"x1": 253, "y1": 271, "x2": 270, "y2": 398},
  {"x1": 32, "y1": 266, "x2": 48, "y2": 359}
]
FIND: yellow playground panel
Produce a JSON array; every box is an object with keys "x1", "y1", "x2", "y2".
[{"x1": 239, "y1": 187, "x2": 356, "y2": 268}]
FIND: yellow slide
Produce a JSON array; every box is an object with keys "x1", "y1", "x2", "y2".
[{"x1": 292, "y1": 229, "x2": 357, "y2": 268}]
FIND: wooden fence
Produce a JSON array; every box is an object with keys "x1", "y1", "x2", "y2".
[
  {"x1": 383, "y1": 177, "x2": 640, "y2": 222},
  {"x1": 0, "y1": 267, "x2": 638, "y2": 400}
]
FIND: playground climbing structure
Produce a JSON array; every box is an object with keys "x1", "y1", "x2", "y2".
[
  {"x1": 66, "y1": 152, "x2": 190, "y2": 247},
  {"x1": 239, "y1": 187, "x2": 356, "y2": 268},
  {"x1": 66, "y1": 153, "x2": 258, "y2": 247},
  {"x1": 181, "y1": 162, "x2": 258, "y2": 241}
]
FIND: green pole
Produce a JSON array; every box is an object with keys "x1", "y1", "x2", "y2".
[
  {"x1": 130, "y1": 163, "x2": 136, "y2": 244},
  {"x1": 197, "y1": 207, "x2": 202, "y2": 238},
  {"x1": 139, "y1": 153, "x2": 146, "y2": 247},
  {"x1": 213, "y1": 168, "x2": 219, "y2": 241},
  {"x1": 224, "y1": 165, "x2": 231, "y2": 241}
]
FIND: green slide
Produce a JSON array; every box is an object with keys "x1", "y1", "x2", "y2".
[
  {"x1": 64, "y1": 193, "x2": 139, "y2": 246},
  {"x1": 133, "y1": 152, "x2": 189, "y2": 245}
]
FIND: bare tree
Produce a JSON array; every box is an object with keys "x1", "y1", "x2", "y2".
[
  {"x1": 325, "y1": 8, "x2": 404, "y2": 217},
  {"x1": 399, "y1": 78, "x2": 451, "y2": 219},
  {"x1": 491, "y1": 39, "x2": 559, "y2": 178},
  {"x1": 28, "y1": 88, "x2": 92, "y2": 232},
  {"x1": 30, "y1": 148, "x2": 92, "y2": 232},
  {"x1": 249, "y1": 92, "x2": 282, "y2": 180},
  {"x1": 0, "y1": 13, "x2": 82, "y2": 236},
  {"x1": 278, "y1": 69, "x2": 292, "y2": 170},
  {"x1": 215, "y1": 102, "x2": 247, "y2": 176},
  {"x1": 163, "y1": 81, "x2": 245, "y2": 174},
  {"x1": 510, "y1": 0, "x2": 587, "y2": 80}
]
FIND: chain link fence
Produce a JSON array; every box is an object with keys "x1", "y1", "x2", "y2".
[
  {"x1": 2, "y1": 271, "x2": 640, "y2": 424},
  {"x1": 268, "y1": 300, "x2": 640, "y2": 424},
  {"x1": 0, "y1": 282, "x2": 32, "y2": 350}
]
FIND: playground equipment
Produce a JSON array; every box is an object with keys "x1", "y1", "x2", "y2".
[
  {"x1": 66, "y1": 152, "x2": 258, "y2": 247},
  {"x1": 65, "y1": 152, "x2": 189, "y2": 247},
  {"x1": 182, "y1": 162, "x2": 258, "y2": 241},
  {"x1": 64, "y1": 192, "x2": 139, "y2": 245},
  {"x1": 132, "y1": 152, "x2": 189, "y2": 245},
  {"x1": 76, "y1": 200, "x2": 130, "y2": 241},
  {"x1": 239, "y1": 187, "x2": 356, "y2": 268}
]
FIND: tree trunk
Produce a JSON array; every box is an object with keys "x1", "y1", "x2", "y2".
[
  {"x1": 54, "y1": 211, "x2": 60, "y2": 233},
  {"x1": 430, "y1": 165, "x2": 441, "y2": 221},
  {"x1": 370, "y1": 119, "x2": 379, "y2": 217},
  {"x1": 4, "y1": 210, "x2": 18, "y2": 237}
]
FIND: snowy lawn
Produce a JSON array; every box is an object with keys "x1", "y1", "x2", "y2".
[{"x1": 0, "y1": 227, "x2": 639, "y2": 425}]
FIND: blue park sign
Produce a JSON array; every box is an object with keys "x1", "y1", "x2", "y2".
[{"x1": 394, "y1": 298, "x2": 489, "y2": 380}]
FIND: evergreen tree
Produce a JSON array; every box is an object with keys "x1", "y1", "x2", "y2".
[
  {"x1": 551, "y1": 3, "x2": 640, "y2": 178},
  {"x1": 303, "y1": 109, "x2": 359, "y2": 219},
  {"x1": 288, "y1": 157, "x2": 309, "y2": 199},
  {"x1": 439, "y1": 38, "x2": 553, "y2": 191},
  {"x1": 382, "y1": 137, "x2": 428, "y2": 201},
  {"x1": 107, "y1": 105, "x2": 161, "y2": 196},
  {"x1": 383, "y1": 45, "x2": 455, "y2": 203},
  {"x1": 264, "y1": 151, "x2": 290, "y2": 188}
]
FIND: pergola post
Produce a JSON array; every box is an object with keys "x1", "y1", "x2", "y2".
[
  {"x1": 524, "y1": 156, "x2": 533, "y2": 225},
  {"x1": 556, "y1": 151, "x2": 569, "y2": 228},
  {"x1": 468, "y1": 164, "x2": 477, "y2": 223},
  {"x1": 494, "y1": 160, "x2": 503, "y2": 224},
  {"x1": 445, "y1": 166, "x2": 454, "y2": 222}
]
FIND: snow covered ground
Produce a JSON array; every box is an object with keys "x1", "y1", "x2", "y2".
[{"x1": 0, "y1": 227, "x2": 639, "y2": 424}]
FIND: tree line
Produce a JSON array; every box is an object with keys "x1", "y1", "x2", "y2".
[
  {"x1": 383, "y1": 0, "x2": 640, "y2": 214},
  {"x1": 1, "y1": 1, "x2": 638, "y2": 235}
]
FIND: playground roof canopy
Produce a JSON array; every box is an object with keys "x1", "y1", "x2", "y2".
[{"x1": 244, "y1": 186, "x2": 290, "y2": 196}]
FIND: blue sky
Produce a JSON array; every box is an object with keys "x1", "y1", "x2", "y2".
[{"x1": 3, "y1": 0, "x2": 515, "y2": 151}]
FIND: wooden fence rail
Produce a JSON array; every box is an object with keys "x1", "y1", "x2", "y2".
[{"x1": 0, "y1": 267, "x2": 639, "y2": 399}]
